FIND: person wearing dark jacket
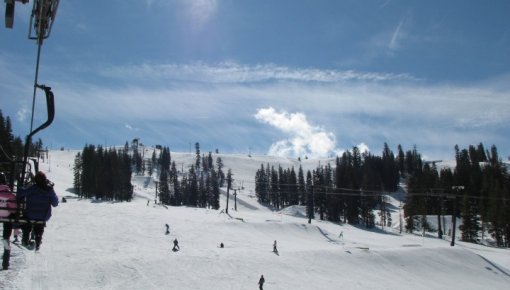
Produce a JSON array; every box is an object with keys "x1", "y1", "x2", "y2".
[
  {"x1": 17, "y1": 171, "x2": 58, "y2": 251},
  {"x1": 258, "y1": 275, "x2": 265, "y2": 290},
  {"x1": 172, "y1": 238, "x2": 180, "y2": 251}
]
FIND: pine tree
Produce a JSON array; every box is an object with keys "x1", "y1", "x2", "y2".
[
  {"x1": 270, "y1": 166, "x2": 279, "y2": 209},
  {"x1": 133, "y1": 146, "x2": 143, "y2": 175},
  {"x1": 149, "y1": 149, "x2": 156, "y2": 176},
  {"x1": 0, "y1": 111, "x2": 14, "y2": 158},
  {"x1": 460, "y1": 196, "x2": 480, "y2": 242},
  {"x1": 187, "y1": 166, "x2": 199, "y2": 207},
  {"x1": 226, "y1": 169, "x2": 233, "y2": 212},
  {"x1": 397, "y1": 144, "x2": 405, "y2": 177},
  {"x1": 195, "y1": 142, "x2": 201, "y2": 171},
  {"x1": 199, "y1": 175, "x2": 207, "y2": 208},
  {"x1": 170, "y1": 161, "x2": 181, "y2": 206},
  {"x1": 306, "y1": 170, "x2": 314, "y2": 221},
  {"x1": 298, "y1": 165, "x2": 306, "y2": 205},
  {"x1": 216, "y1": 157, "x2": 225, "y2": 187},
  {"x1": 210, "y1": 168, "x2": 220, "y2": 209},
  {"x1": 73, "y1": 152, "x2": 82, "y2": 195},
  {"x1": 76, "y1": 143, "x2": 133, "y2": 201},
  {"x1": 382, "y1": 143, "x2": 399, "y2": 192},
  {"x1": 159, "y1": 169, "x2": 170, "y2": 204}
]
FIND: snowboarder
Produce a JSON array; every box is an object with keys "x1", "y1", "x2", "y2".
[
  {"x1": 0, "y1": 172, "x2": 17, "y2": 270},
  {"x1": 17, "y1": 171, "x2": 59, "y2": 251},
  {"x1": 165, "y1": 224, "x2": 170, "y2": 235},
  {"x1": 258, "y1": 275, "x2": 265, "y2": 290},
  {"x1": 172, "y1": 238, "x2": 180, "y2": 251},
  {"x1": 273, "y1": 240, "x2": 278, "y2": 253}
]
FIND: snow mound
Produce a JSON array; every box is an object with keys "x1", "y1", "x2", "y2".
[{"x1": 279, "y1": 205, "x2": 307, "y2": 218}]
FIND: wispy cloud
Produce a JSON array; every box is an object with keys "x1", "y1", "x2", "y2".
[
  {"x1": 100, "y1": 62, "x2": 416, "y2": 84},
  {"x1": 389, "y1": 17, "x2": 405, "y2": 50},
  {"x1": 389, "y1": 11, "x2": 413, "y2": 52}
]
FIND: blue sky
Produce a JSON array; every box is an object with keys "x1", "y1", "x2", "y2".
[{"x1": 1, "y1": 0, "x2": 509, "y2": 160}]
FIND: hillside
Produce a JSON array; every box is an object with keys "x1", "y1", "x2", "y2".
[{"x1": 1, "y1": 149, "x2": 509, "y2": 290}]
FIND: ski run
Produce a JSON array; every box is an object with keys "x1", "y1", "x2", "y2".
[{"x1": 1, "y1": 149, "x2": 509, "y2": 290}]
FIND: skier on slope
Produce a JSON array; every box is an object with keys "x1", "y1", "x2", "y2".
[
  {"x1": 165, "y1": 224, "x2": 170, "y2": 235},
  {"x1": 273, "y1": 240, "x2": 278, "y2": 253},
  {"x1": 17, "y1": 171, "x2": 59, "y2": 251},
  {"x1": 172, "y1": 238, "x2": 180, "y2": 251},
  {"x1": 258, "y1": 275, "x2": 265, "y2": 290},
  {"x1": 0, "y1": 172, "x2": 17, "y2": 270}
]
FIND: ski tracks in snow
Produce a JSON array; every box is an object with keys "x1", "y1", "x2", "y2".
[{"x1": 21, "y1": 246, "x2": 63, "y2": 290}]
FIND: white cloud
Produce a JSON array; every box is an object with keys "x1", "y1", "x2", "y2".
[
  {"x1": 125, "y1": 123, "x2": 139, "y2": 131},
  {"x1": 357, "y1": 143, "x2": 370, "y2": 154},
  {"x1": 16, "y1": 106, "x2": 28, "y2": 122},
  {"x1": 254, "y1": 107, "x2": 342, "y2": 158}
]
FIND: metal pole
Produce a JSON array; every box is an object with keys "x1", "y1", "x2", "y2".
[
  {"x1": 234, "y1": 189, "x2": 237, "y2": 211},
  {"x1": 30, "y1": 44, "x2": 41, "y2": 132},
  {"x1": 154, "y1": 181, "x2": 159, "y2": 204},
  {"x1": 399, "y1": 201, "x2": 403, "y2": 234},
  {"x1": 450, "y1": 186, "x2": 463, "y2": 246},
  {"x1": 451, "y1": 196, "x2": 457, "y2": 246},
  {"x1": 225, "y1": 173, "x2": 230, "y2": 214},
  {"x1": 437, "y1": 196, "x2": 443, "y2": 239},
  {"x1": 29, "y1": 1, "x2": 46, "y2": 133},
  {"x1": 308, "y1": 185, "x2": 314, "y2": 224}
]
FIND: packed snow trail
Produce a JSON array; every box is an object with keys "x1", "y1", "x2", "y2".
[{"x1": 2, "y1": 197, "x2": 508, "y2": 290}]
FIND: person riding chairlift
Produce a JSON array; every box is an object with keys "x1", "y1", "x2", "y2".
[
  {"x1": 17, "y1": 171, "x2": 59, "y2": 251},
  {"x1": 0, "y1": 172, "x2": 17, "y2": 270}
]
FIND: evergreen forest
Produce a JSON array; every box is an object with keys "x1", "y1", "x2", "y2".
[{"x1": 254, "y1": 143, "x2": 510, "y2": 247}]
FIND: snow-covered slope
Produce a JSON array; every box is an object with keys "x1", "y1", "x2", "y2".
[{"x1": 1, "y1": 150, "x2": 509, "y2": 290}]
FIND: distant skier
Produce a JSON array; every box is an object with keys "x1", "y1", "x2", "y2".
[
  {"x1": 220, "y1": 242, "x2": 224, "y2": 248},
  {"x1": 17, "y1": 171, "x2": 59, "y2": 251},
  {"x1": 147, "y1": 200, "x2": 149, "y2": 206},
  {"x1": 258, "y1": 275, "x2": 265, "y2": 290},
  {"x1": 165, "y1": 224, "x2": 170, "y2": 235},
  {"x1": 273, "y1": 240, "x2": 278, "y2": 253},
  {"x1": 172, "y1": 238, "x2": 180, "y2": 251}
]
